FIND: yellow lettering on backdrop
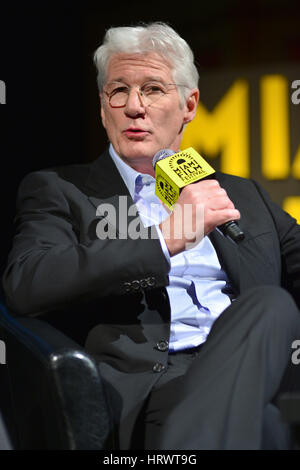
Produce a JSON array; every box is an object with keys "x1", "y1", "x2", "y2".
[
  {"x1": 260, "y1": 75, "x2": 290, "y2": 179},
  {"x1": 292, "y1": 144, "x2": 300, "y2": 179},
  {"x1": 283, "y1": 197, "x2": 300, "y2": 224},
  {"x1": 181, "y1": 80, "x2": 249, "y2": 177},
  {"x1": 181, "y1": 74, "x2": 299, "y2": 221}
]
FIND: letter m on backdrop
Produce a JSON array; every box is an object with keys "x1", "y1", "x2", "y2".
[{"x1": 181, "y1": 79, "x2": 249, "y2": 178}]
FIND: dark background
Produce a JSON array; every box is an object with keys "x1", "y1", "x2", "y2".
[{"x1": 0, "y1": 0, "x2": 300, "y2": 272}]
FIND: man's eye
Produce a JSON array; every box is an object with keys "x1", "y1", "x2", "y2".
[
  {"x1": 110, "y1": 87, "x2": 128, "y2": 96},
  {"x1": 143, "y1": 85, "x2": 165, "y2": 95}
]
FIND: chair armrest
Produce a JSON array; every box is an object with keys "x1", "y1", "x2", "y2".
[
  {"x1": 0, "y1": 302, "x2": 114, "y2": 449},
  {"x1": 0, "y1": 303, "x2": 81, "y2": 355}
]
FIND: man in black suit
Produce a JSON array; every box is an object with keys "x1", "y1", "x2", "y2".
[{"x1": 2, "y1": 22, "x2": 300, "y2": 449}]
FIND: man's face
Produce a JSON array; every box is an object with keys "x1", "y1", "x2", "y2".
[{"x1": 100, "y1": 52, "x2": 198, "y2": 171}]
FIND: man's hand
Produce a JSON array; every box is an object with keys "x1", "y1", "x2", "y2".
[{"x1": 159, "y1": 180, "x2": 240, "y2": 256}]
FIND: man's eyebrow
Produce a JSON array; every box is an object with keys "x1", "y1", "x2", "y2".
[
  {"x1": 107, "y1": 76, "x2": 167, "y2": 85},
  {"x1": 107, "y1": 78, "x2": 126, "y2": 84}
]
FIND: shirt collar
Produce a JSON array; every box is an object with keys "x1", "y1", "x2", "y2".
[{"x1": 109, "y1": 143, "x2": 154, "y2": 199}]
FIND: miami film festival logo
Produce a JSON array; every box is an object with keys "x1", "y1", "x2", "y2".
[
  {"x1": 168, "y1": 152, "x2": 206, "y2": 184},
  {"x1": 156, "y1": 174, "x2": 178, "y2": 207},
  {"x1": 0, "y1": 80, "x2": 6, "y2": 104}
]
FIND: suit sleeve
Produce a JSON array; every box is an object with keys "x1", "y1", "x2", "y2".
[
  {"x1": 252, "y1": 179, "x2": 300, "y2": 306},
  {"x1": 2, "y1": 171, "x2": 170, "y2": 316}
]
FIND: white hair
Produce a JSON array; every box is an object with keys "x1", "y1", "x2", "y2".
[{"x1": 93, "y1": 22, "x2": 199, "y2": 102}]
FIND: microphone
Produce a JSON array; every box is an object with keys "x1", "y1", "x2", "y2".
[{"x1": 152, "y1": 147, "x2": 244, "y2": 243}]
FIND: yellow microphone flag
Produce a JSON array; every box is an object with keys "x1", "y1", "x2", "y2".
[{"x1": 154, "y1": 147, "x2": 215, "y2": 208}]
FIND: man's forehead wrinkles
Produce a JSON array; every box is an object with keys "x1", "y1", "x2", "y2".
[
  {"x1": 109, "y1": 64, "x2": 168, "y2": 75},
  {"x1": 107, "y1": 76, "x2": 167, "y2": 86},
  {"x1": 108, "y1": 53, "x2": 172, "y2": 72}
]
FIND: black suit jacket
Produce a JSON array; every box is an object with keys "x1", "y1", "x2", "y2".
[{"x1": 3, "y1": 147, "x2": 300, "y2": 384}]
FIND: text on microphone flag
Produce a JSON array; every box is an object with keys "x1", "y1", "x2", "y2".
[{"x1": 154, "y1": 147, "x2": 215, "y2": 208}]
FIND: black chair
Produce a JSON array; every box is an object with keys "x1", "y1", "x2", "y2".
[{"x1": 0, "y1": 300, "x2": 113, "y2": 450}]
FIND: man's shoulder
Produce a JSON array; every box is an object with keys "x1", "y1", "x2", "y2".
[
  {"x1": 17, "y1": 161, "x2": 92, "y2": 198},
  {"x1": 27, "y1": 157, "x2": 98, "y2": 181},
  {"x1": 39, "y1": 160, "x2": 93, "y2": 185},
  {"x1": 19, "y1": 149, "x2": 111, "y2": 193}
]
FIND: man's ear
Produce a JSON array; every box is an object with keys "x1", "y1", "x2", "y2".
[
  {"x1": 100, "y1": 94, "x2": 106, "y2": 129},
  {"x1": 183, "y1": 88, "x2": 199, "y2": 125}
]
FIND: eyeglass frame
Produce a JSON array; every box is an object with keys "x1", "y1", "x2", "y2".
[{"x1": 102, "y1": 81, "x2": 189, "y2": 109}]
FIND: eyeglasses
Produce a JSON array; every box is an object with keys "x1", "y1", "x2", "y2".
[{"x1": 103, "y1": 81, "x2": 188, "y2": 108}]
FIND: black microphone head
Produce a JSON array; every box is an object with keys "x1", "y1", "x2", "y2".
[{"x1": 152, "y1": 149, "x2": 175, "y2": 169}]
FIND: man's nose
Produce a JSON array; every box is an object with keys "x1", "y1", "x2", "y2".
[{"x1": 124, "y1": 88, "x2": 145, "y2": 117}]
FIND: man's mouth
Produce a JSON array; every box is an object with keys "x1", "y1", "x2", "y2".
[{"x1": 123, "y1": 128, "x2": 150, "y2": 138}]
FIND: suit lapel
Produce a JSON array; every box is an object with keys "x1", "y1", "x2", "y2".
[
  {"x1": 209, "y1": 229, "x2": 241, "y2": 296},
  {"x1": 210, "y1": 171, "x2": 251, "y2": 296},
  {"x1": 83, "y1": 148, "x2": 141, "y2": 237},
  {"x1": 84, "y1": 148, "x2": 130, "y2": 199}
]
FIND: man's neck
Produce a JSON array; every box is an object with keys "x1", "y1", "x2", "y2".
[
  {"x1": 109, "y1": 144, "x2": 156, "y2": 177},
  {"x1": 120, "y1": 156, "x2": 155, "y2": 177}
]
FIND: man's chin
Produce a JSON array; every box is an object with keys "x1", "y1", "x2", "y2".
[{"x1": 119, "y1": 143, "x2": 161, "y2": 161}]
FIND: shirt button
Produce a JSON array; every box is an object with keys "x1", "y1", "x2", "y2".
[
  {"x1": 152, "y1": 362, "x2": 166, "y2": 373},
  {"x1": 156, "y1": 340, "x2": 169, "y2": 352}
]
